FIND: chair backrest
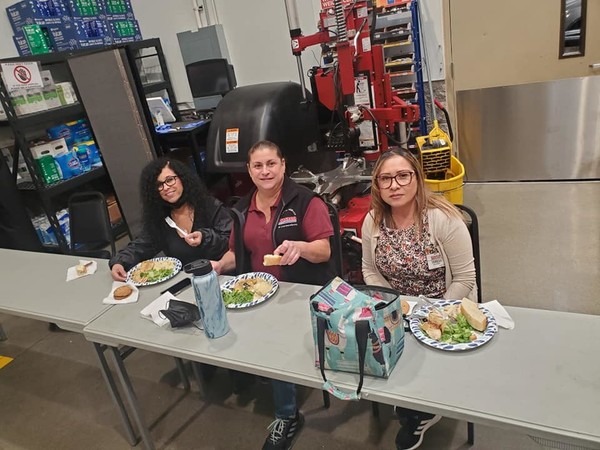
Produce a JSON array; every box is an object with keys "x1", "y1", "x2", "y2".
[
  {"x1": 454, "y1": 204, "x2": 482, "y2": 303},
  {"x1": 325, "y1": 201, "x2": 344, "y2": 278},
  {"x1": 229, "y1": 207, "x2": 247, "y2": 275},
  {"x1": 185, "y1": 59, "x2": 237, "y2": 99},
  {"x1": 68, "y1": 191, "x2": 115, "y2": 259}
]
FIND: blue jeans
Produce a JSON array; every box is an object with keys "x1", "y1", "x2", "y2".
[{"x1": 272, "y1": 380, "x2": 296, "y2": 418}]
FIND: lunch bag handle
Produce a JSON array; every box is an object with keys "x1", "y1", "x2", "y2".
[{"x1": 316, "y1": 316, "x2": 369, "y2": 401}]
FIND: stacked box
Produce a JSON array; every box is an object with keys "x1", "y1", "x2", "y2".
[
  {"x1": 21, "y1": 23, "x2": 53, "y2": 54},
  {"x1": 66, "y1": 0, "x2": 105, "y2": 19},
  {"x1": 13, "y1": 34, "x2": 32, "y2": 56},
  {"x1": 6, "y1": 0, "x2": 71, "y2": 35},
  {"x1": 107, "y1": 18, "x2": 140, "y2": 43},
  {"x1": 104, "y1": 0, "x2": 133, "y2": 19},
  {"x1": 8, "y1": 0, "x2": 140, "y2": 55}
]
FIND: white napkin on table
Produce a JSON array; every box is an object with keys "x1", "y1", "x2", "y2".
[
  {"x1": 66, "y1": 260, "x2": 98, "y2": 281},
  {"x1": 482, "y1": 300, "x2": 515, "y2": 330},
  {"x1": 140, "y1": 292, "x2": 196, "y2": 327},
  {"x1": 103, "y1": 281, "x2": 139, "y2": 304}
]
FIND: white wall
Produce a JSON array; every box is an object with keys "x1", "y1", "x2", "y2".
[
  {"x1": 129, "y1": 0, "x2": 198, "y2": 105},
  {"x1": 0, "y1": 0, "x2": 445, "y2": 105},
  {"x1": 0, "y1": 0, "x2": 20, "y2": 59}
]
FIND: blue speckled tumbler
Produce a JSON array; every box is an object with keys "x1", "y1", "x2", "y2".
[{"x1": 189, "y1": 259, "x2": 229, "y2": 339}]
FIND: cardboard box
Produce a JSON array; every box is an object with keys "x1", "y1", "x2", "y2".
[
  {"x1": 104, "y1": 0, "x2": 134, "y2": 20},
  {"x1": 13, "y1": 34, "x2": 32, "y2": 56},
  {"x1": 21, "y1": 24, "x2": 53, "y2": 54},
  {"x1": 55, "y1": 82, "x2": 78, "y2": 105},
  {"x1": 71, "y1": 18, "x2": 112, "y2": 48},
  {"x1": 6, "y1": 0, "x2": 71, "y2": 35},
  {"x1": 45, "y1": 20, "x2": 79, "y2": 51},
  {"x1": 105, "y1": 193, "x2": 122, "y2": 224},
  {"x1": 67, "y1": 0, "x2": 105, "y2": 19},
  {"x1": 107, "y1": 18, "x2": 140, "y2": 43},
  {"x1": 40, "y1": 70, "x2": 62, "y2": 109}
]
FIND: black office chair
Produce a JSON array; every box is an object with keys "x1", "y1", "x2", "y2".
[
  {"x1": 185, "y1": 58, "x2": 237, "y2": 108},
  {"x1": 455, "y1": 203, "x2": 482, "y2": 445},
  {"x1": 68, "y1": 191, "x2": 116, "y2": 259}
]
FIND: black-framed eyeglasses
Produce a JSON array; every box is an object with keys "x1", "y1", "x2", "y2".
[
  {"x1": 376, "y1": 171, "x2": 415, "y2": 189},
  {"x1": 157, "y1": 175, "x2": 178, "y2": 191}
]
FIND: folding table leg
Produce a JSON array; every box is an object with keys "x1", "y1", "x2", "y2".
[
  {"x1": 109, "y1": 346, "x2": 155, "y2": 450},
  {"x1": 92, "y1": 343, "x2": 137, "y2": 446},
  {"x1": 174, "y1": 357, "x2": 191, "y2": 391},
  {"x1": 191, "y1": 361, "x2": 208, "y2": 398}
]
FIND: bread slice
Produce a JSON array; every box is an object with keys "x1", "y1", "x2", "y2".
[
  {"x1": 460, "y1": 298, "x2": 487, "y2": 331},
  {"x1": 263, "y1": 254, "x2": 282, "y2": 266}
]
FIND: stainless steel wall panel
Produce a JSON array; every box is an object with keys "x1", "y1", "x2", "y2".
[{"x1": 457, "y1": 76, "x2": 600, "y2": 181}]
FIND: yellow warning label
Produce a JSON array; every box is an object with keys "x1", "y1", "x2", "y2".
[{"x1": 0, "y1": 355, "x2": 14, "y2": 369}]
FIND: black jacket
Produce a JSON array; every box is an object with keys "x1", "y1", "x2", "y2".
[
  {"x1": 109, "y1": 197, "x2": 232, "y2": 270},
  {"x1": 233, "y1": 176, "x2": 334, "y2": 285}
]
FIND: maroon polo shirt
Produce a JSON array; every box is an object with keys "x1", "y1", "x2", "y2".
[{"x1": 229, "y1": 191, "x2": 333, "y2": 279}]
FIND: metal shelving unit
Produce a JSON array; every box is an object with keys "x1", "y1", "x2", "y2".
[
  {"x1": 373, "y1": 0, "x2": 427, "y2": 137},
  {"x1": 0, "y1": 52, "x2": 119, "y2": 252}
]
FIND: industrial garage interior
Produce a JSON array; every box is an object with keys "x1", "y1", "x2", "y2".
[
  {"x1": 2, "y1": 181, "x2": 598, "y2": 449},
  {"x1": 0, "y1": 0, "x2": 599, "y2": 449}
]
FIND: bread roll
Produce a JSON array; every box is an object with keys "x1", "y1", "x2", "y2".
[
  {"x1": 460, "y1": 298, "x2": 487, "y2": 331},
  {"x1": 401, "y1": 300, "x2": 409, "y2": 315},
  {"x1": 113, "y1": 285, "x2": 133, "y2": 300},
  {"x1": 263, "y1": 254, "x2": 282, "y2": 266}
]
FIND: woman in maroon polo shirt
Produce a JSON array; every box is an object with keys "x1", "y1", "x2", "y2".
[{"x1": 212, "y1": 140, "x2": 334, "y2": 450}]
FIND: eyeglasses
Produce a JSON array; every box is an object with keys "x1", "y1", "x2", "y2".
[
  {"x1": 157, "y1": 175, "x2": 178, "y2": 191},
  {"x1": 376, "y1": 171, "x2": 415, "y2": 189}
]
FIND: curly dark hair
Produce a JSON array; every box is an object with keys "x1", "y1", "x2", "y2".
[{"x1": 139, "y1": 158, "x2": 214, "y2": 246}]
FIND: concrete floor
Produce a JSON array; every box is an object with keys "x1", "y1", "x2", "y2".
[{"x1": 1, "y1": 181, "x2": 599, "y2": 450}]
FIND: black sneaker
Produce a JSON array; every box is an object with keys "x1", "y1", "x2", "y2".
[
  {"x1": 395, "y1": 411, "x2": 442, "y2": 450},
  {"x1": 262, "y1": 411, "x2": 305, "y2": 450}
]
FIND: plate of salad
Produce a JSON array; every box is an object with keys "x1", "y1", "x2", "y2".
[
  {"x1": 221, "y1": 272, "x2": 279, "y2": 309},
  {"x1": 409, "y1": 299, "x2": 497, "y2": 351},
  {"x1": 126, "y1": 257, "x2": 182, "y2": 287}
]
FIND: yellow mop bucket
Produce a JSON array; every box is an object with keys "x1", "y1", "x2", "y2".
[{"x1": 425, "y1": 156, "x2": 465, "y2": 205}]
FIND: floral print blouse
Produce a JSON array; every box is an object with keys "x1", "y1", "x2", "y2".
[{"x1": 374, "y1": 213, "x2": 446, "y2": 298}]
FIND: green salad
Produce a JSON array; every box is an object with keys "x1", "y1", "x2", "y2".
[
  {"x1": 440, "y1": 313, "x2": 476, "y2": 343},
  {"x1": 138, "y1": 268, "x2": 173, "y2": 283},
  {"x1": 222, "y1": 289, "x2": 254, "y2": 306}
]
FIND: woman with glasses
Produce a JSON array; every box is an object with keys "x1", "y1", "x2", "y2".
[
  {"x1": 362, "y1": 149, "x2": 476, "y2": 450},
  {"x1": 109, "y1": 157, "x2": 231, "y2": 281},
  {"x1": 212, "y1": 140, "x2": 334, "y2": 450}
]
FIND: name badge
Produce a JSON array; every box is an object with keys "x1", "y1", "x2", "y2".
[{"x1": 426, "y1": 253, "x2": 444, "y2": 270}]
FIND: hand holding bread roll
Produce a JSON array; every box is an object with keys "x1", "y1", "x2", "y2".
[{"x1": 263, "y1": 254, "x2": 282, "y2": 266}]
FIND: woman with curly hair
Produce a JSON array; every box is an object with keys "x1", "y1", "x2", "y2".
[
  {"x1": 362, "y1": 149, "x2": 476, "y2": 450},
  {"x1": 109, "y1": 157, "x2": 231, "y2": 281}
]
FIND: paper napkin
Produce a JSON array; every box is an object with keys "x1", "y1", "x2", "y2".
[
  {"x1": 103, "y1": 282, "x2": 139, "y2": 305},
  {"x1": 483, "y1": 300, "x2": 515, "y2": 330},
  {"x1": 140, "y1": 293, "x2": 196, "y2": 327},
  {"x1": 66, "y1": 260, "x2": 98, "y2": 281}
]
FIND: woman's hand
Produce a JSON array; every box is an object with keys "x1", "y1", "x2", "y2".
[
  {"x1": 184, "y1": 231, "x2": 203, "y2": 247},
  {"x1": 111, "y1": 263, "x2": 127, "y2": 281},
  {"x1": 211, "y1": 260, "x2": 222, "y2": 274},
  {"x1": 273, "y1": 240, "x2": 302, "y2": 265}
]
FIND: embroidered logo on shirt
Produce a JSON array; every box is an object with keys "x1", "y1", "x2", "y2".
[
  {"x1": 278, "y1": 209, "x2": 299, "y2": 228},
  {"x1": 278, "y1": 216, "x2": 297, "y2": 226}
]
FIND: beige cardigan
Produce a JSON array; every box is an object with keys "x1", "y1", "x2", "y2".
[{"x1": 361, "y1": 208, "x2": 477, "y2": 301}]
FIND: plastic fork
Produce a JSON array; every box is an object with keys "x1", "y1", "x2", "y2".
[
  {"x1": 165, "y1": 216, "x2": 188, "y2": 237},
  {"x1": 418, "y1": 295, "x2": 455, "y2": 322}
]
